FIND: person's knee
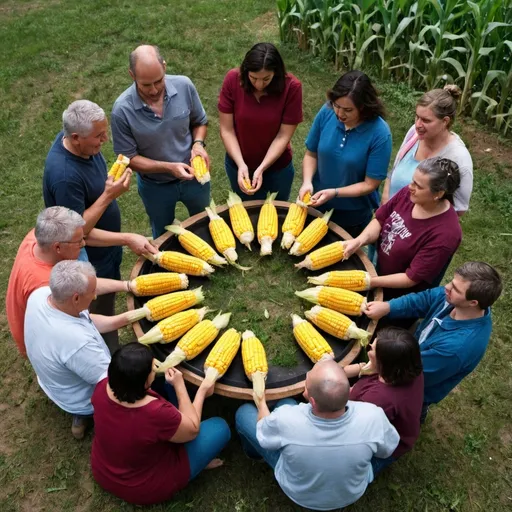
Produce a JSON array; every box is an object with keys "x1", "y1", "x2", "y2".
[
  {"x1": 204, "y1": 417, "x2": 231, "y2": 446},
  {"x1": 235, "y1": 403, "x2": 257, "y2": 432}
]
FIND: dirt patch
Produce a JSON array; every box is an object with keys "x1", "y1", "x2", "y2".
[
  {"x1": 0, "y1": 0, "x2": 62, "y2": 16},
  {"x1": 499, "y1": 427, "x2": 512, "y2": 449},
  {"x1": 244, "y1": 10, "x2": 279, "y2": 40}
]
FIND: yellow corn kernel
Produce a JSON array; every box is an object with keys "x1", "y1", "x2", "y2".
[
  {"x1": 295, "y1": 286, "x2": 365, "y2": 316},
  {"x1": 307, "y1": 270, "x2": 371, "y2": 291},
  {"x1": 243, "y1": 177, "x2": 253, "y2": 190},
  {"x1": 289, "y1": 210, "x2": 333, "y2": 256},
  {"x1": 144, "y1": 251, "x2": 214, "y2": 276},
  {"x1": 138, "y1": 307, "x2": 208, "y2": 345},
  {"x1": 108, "y1": 154, "x2": 130, "y2": 181},
  {"x1": 130, "y1": 272, "x2": 188, "y2": 296},
  {"x1": 156, "y1": 312, "x2": 231, "y2": 371},
  {"x1": 295, "y1": 241, "x2": 345, "y2": 270},
  {"x1": 241, "y1": 330, "x2": 268, "y2": 403},
  {"x1": 257, "y1": 192, "x2": 278, "y2": 256},
  {"x1": 204, "y1": 328, "x2": 241, "y2": 383},
  {"x1": 281, "y1": 202, "x2": 308, "y2": 249},
  {"x1": 302, "y1": 191, "x2": 312, "y2": 205},
  {"x1": 227, "y1": 192, "x2": 254, "y2": 250},
  {"x1": 205, "y1": 200, "x2": 238, "y2": 262},
  {"x1": 292, "y1": 314, "x2": 334, "y2": 363},
  {"x1": 165, "y1": 224, "x2": 227, "y2": 266},
  {"x1": 191, "y1": 155, "x2": 210, "y2": 185},
  {"x1": 305, "y1": 306, "x2": 369, "y2": 345}
]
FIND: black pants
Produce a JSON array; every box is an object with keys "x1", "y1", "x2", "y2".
[{"x1": 89, "y1": 292, "x2": 119, "y2": 355}]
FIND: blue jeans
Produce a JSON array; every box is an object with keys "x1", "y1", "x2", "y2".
[
  {"x1": 162, "y1": 382, "x2": 231, "y2": 480},
  {"x1": 137, "y1": 174, "x2": 211, "y2": 239},
  {"x1": 371, "y1": 455, "x2": 396, "y2": 479},
  {"x1": 225, "y1": 154, "x2": 294, "y2": 202},
  {"x1": 235, "y1": 398, "x2": 297, "y2": 469}
]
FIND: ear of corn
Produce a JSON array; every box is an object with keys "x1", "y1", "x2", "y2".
[
  {"x1": 165, "y1": 224, "x2": 227, "y2": 266},
  {"x1": 257, "y1": 192, "x2": 278, "y2": 256},
  {"x1": 295, "y1": 286, "x2": 366, "y2": 316},
  {"x1": 307, "y1": 270, "x2": 371, "y2": 291},
  {"x1": 295, "y1": 241, "x2": 345, "y2": 270},
  {"x1": 143, "y1": 251, "x2": 214, "y2": 276},
  {"x1": 138, "y1": 307, "x2": 209, "y2": 345},
  {"x1": 297, "y1": 191, "x2": 312, "y2": 207},
  {"x1": 108, "y1": 154, "x2": 130, "y2": 181},
  {"x1": 291, "y1": 314, "x2": 334, "y2": 363},
  {"x1": 130, "y1": 272, "x2": 188, "y2": 296},
  {"x1": 191, "y1": 155, "x2": 210, "y2": 185},
  {"x1": 305, "y1": 306, "x2": 370, "y2": 346},
  {"x1": 126, "y1": 287, "x2": 204, "y2": 323},
  {"x1": 206, "y1": 200, "x2": 238, "y2": 263},
  {"x1": 156, "y1": 312, "x2": 231, "y2": 372},
  {"x1": 227, "y1": 191, "x2": 254, "y2": 250},
  {"x1": 204, "y1": 328, "x2": 241, "y2": 383},
  {"x1": 289, "y1": 210, "x2": 333, "y2": 256},
  {"x1": 241, "y1": 330, "x2": 268, "y2": 403},
  {"x1": 281, "y1": 202, "x2": 308, "y2": 249},
  {"x1": 243, "y1": 177, "x2": 253, "y2": 190}
]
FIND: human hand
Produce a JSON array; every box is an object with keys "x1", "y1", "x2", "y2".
[
  {"x1": 237, "y1": 164, "x2": 252, "y2": 194},
  {"x1": 342, "y1": 238, "x2": 362, "y2": 260},
  {"x1": 167, "y1": 162, "x2": 195, "y2": 181},
  {"x1": 253, "y1": 390, "x2": 265, "y2": 408},
  {"x1": 251, "y1": 168, "x2": 264, "y2": 193},
  {"x1": 125, "y1": 233, "x2": 158, "y2": 255},
  {"x1": 364, "y1": 301, "x2": 391, "y2": 320},
  {"x1": 104, "y1": 168, "x2": 132, "y2": 199},
  {"x1": 311, "y1": 188, "x2": 335, "y2": 206},
  {"x1": 298, "y1": 182, "x2": 313, "y2": 202},
  {"x1": 164, "y1": 367, "x2": 185, "y2": 388},
  {"x1": 199, "y1": 378, "x2": 216, "y2": 398},
  {"x1": 191, "y1": 144, "x2": 210, "y2": 169}
]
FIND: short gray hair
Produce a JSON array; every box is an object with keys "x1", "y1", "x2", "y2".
[
  {"x1": 35, "y1": 207, "x2": 85, "y2": 248},
  {"x1": 62, "y1": 100, "x2": 106, "y2": 137},
  {"x1": 50, "y1": 260, "x2": 96, "y2": 302}
]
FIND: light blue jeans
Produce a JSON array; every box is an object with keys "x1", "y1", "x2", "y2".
[
  {"x1": 235, "y1": 398, "x2": 297, "y2": 469},
  {"x1": 137, "y1": 174, "x2": 211, "y2": 239}
]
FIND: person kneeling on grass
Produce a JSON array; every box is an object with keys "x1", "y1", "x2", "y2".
[
  {"x1": 345, "y1": 327, "x2": 424, "y2": 475},
  {"x1": 235, "y1": 359, "x2": 399, "y2": 511},
  {"x1": 364, "y1": 261, "x2": 503, "y2": 422},
  {"x1": 91, "y1": 343, "x2": 230, "y2": 506},
  {"x1": 24, "y1": 260, "x2": 135, "y2": 440}
]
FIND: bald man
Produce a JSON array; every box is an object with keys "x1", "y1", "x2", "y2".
[
  {"x1": 235, "y1": 360, "x2": 399, "y2": 510},
  {"x1": 111, "y1": 44, "x2": 210, "y2": 238}
]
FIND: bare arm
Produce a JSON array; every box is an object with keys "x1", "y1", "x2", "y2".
[
  {"x1": 129, "y1": 155, "x2": 194, "y2": 180},
  {"x1": 371, "y1": 273, "x2": 418, "y2": 289},
  {"x1": 343, "y1": 219, "x2": 382, "y2": 258},
  {"x1": 257, "y1": 395, "x2": 271, "y2": 421},
  {"x1": 299, "y1": 150, "x2": 318, "y2": 200},
  {"x1": 311, "y1": 177, "x2": 383, "y2": 206},
  {"x1": 90, "y1": 311, "x2": 133, "y2": 333},
  {"x1": 343, "y1": 363, "x2": 366, "y2": 379},
  {"x1": 95, "y1": 278, "x2": 129, "y2": 296},
  {"x1": 86, "y1": 228, "x2": 157, "y2": 255},
  {"x1": 381, "y1": 177, "x2": 391, "y2": 205}
]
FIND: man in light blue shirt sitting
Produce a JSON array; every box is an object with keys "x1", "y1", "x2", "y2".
[
  {"x1": 235, "y1": 359, "x2": 399, "y2": 510},
  {"x1": 24, "y1": 260, "x2": 136, "y2": 440},
  {"x1": 111, "y1": 44, "x2": 210, "y2": 238}
]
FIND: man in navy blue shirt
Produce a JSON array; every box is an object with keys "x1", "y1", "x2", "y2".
[
  {"x1": 364, "y1": 261, "x2": 503, "y2": 420},
  {"x1": 43, "y1": 100, "x2": 154, "y2": 353}
]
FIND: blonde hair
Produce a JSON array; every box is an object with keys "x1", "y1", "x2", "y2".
[{"x1": 417, "y1": 85, "x2": 462, "y2": 128}]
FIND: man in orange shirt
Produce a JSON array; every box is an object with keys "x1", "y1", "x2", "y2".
[{"x1": 6, "y1": 206, "x2": 156, "y2": 356}]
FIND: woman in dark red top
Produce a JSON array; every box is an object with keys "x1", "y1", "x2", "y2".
[
  {"x1": 344, "y1": 157, "x2": 462, "y2": 300},
  {"x1": 91, "y1": 343, "x2": 230, "y2": 506},
  {"x1": 346, "y1": 327, "x2": 424, "y2": 474},
  {"x1": 218, "y1": 42, "x2": 303, "y2": 201}
]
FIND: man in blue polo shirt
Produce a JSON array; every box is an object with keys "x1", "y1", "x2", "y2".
[
  {"x1": 111, "y1": 44, "x2": 210, "y2": 238},
  {"x1": 364, "y1": 261, "x2": 503, "y2": 420}
]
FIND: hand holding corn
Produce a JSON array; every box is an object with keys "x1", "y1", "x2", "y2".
[
  {"x1": 191, "y1": 155, "x2": 210, "y2": 185},
  {"x1": 108, "y1": 155, "x2": 130, "y2": 181}
]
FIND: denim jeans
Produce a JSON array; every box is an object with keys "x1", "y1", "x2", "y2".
[
  {"x1": 137, "y1": 174, "x2": 211, "y2": 239},
  {"x1": 235, "y1": 398, "x2": 297, "y2": 469},
  {"x1": 162, "y1": 382, "x2": 231, "y2": 480},
  {"x1": 225, "y1": 154, "x2": 294, "y2": 202},
  {"x1": 370, "y1": 455, "x2": 396, "y2": 479}
]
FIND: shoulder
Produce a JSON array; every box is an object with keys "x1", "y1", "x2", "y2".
[
  {"x1": 285, "y1": 73, "x2": 302, "y2": 90},
  {"x1": 444, "y1": 134, "x2": 473, "y2": 166},
  {"x1": 315, "y1": 103, "x2": 335, "y2": 123},
  {"x1": 27, "y1": 286, "x2": 51, "y2": 305},
  {"x1": 167, "y1": 74, "x2": 196, "y2": 92},
  {"x1": 112, "y1": 84, "x2": 135, "y2": 113},
  {"x1": 367, "y1": 116, "x2": 392, "y2": 137},
  {"x1": 348, "y1": 400, "x2": 384, "y2": 419},
  {"x1": 225, "y1": 68, "x2": 240, "y2": 82}
]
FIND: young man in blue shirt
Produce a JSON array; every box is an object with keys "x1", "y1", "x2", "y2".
[{"x1": 365, "y1": 261, "x2": 503, "y2": 420}]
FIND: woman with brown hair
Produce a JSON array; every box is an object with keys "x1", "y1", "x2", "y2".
[{"x1": 382, "y1": 85, "x2": 473, "y2": 215}]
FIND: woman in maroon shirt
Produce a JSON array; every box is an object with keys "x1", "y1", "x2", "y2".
[
  {"x1": 346, "y1": 327, "x2": 424, "y2": 473},
  {"x1": 344, "y1": 157, "x2": 462, "y2": 300},
  {"x1": 91, "y1": 343, "x2": 230, "y2": 506},
  {"x1": 218, "y1": 42, "x2": 303, "y2": 200}
]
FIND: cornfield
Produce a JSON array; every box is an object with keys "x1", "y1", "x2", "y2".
[{"x1": 277, "y1": 0, "x2": 512, "y2": 134}]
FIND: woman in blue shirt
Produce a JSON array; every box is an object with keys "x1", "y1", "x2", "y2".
[{"x1": 299, "y1": 71, "x2": 392, "y2": 237}]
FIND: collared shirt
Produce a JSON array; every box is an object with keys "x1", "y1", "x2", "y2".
[
  {"x1": 111, "y1": 75, "x2": 208, "y2": 183},
  {"x1": 305, "y1": 104, "x2": 392, "y2": 222}
]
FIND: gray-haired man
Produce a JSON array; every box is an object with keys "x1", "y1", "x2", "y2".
[{"x1": 24, "y1": 260, "x2": 134, "y2": 439}]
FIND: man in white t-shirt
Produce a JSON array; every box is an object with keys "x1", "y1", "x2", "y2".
[
  {"x1": 24, "y1": 260, "x2": 135, "y2": 439},
  {"x1": 235, "y1": 359, "x2": 399, "y2": 510}
]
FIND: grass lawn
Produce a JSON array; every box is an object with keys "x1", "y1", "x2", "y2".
[{"x1": 1, "y1": 0, "x2": 511, "y2": 511}]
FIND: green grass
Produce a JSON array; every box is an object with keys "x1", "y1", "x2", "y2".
[{"x1": 0, "y1": 1, "x2": 511, "y2": 511}]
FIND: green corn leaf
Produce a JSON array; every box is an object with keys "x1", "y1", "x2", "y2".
[
  {"x1": 441, "y1": 57, "x2": 467, "y2": 78},
  {"x1": 484, "y1": 22, "x2": 512, "y2": 37},
  {"x1": 442, "y1": 32, "x2": 468, "y2": 41},
  {"x1": 478, "y1": 47, "x2": 496, "y2": 57}
]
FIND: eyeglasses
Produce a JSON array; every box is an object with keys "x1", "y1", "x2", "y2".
[{"x1": 58, "y1": 237, "x2": 86, "y2": 245}]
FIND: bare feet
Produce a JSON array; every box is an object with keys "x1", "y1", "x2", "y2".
[{"x1": 205, "y1": 458, "x2": 224, "y2": 470}]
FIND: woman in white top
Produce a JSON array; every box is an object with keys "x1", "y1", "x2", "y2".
[{"x1": 382, "y1": 85, "x2": 473, "y2": 215}]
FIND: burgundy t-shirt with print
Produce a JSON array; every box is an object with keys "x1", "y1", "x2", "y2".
[
  {"x1": 349, "y1": 373, "x2": 424, "y2": 458},
  {"x1": 375, "y1": 186, "x2": 462, "y2": 297}
]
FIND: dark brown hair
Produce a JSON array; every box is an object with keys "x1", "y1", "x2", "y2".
[
  {"x1": 327, "y1": 70, "x2": 386, "y2": 121},
  {"x1": 454, "y1": 261, "x2": 503, "y2": 310},
  {"x1": 417, "y1": 85, "x2": 462, "y2": 128},
  {"x1": 239, "y1": 42, "x2": 286, "y2": 95},
  {"x1": 374, "y1": 327, "x2": 423, "y2": 386},
  {"x1": 416, "y1": 157, "x2": 461, "y2": 205}
]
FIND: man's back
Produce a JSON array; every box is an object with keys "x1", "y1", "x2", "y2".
[{"x1": 257, "y1": 401, "x2": 398, "y2": 510}]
